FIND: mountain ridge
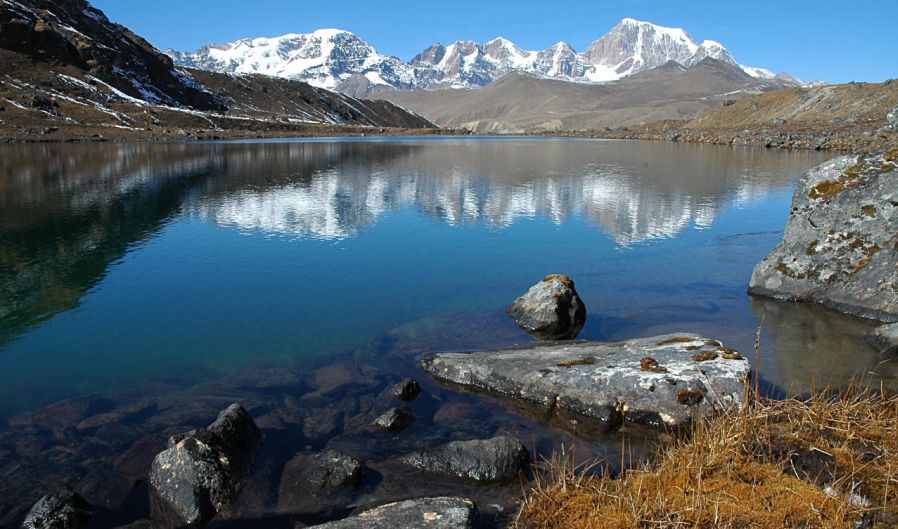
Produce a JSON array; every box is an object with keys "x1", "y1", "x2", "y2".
[
  {"x1": 374, "y1": 57, "x2": 798, "y2": 133},
  {"x1": 169, "y1": 18, "x2": 812, "y2": 95}
]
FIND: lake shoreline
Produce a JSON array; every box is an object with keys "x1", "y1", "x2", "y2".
[{"x1": 4, "y1": 123, "x2": 894, "y2": 157}]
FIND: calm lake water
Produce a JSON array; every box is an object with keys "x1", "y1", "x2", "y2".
[{"x1": 1, "y1": 138, "x2": 894, "y2": 417}]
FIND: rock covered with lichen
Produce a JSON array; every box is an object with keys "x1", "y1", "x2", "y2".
[
  {"x1": 421, "y1": 334, "x2": 750, "y2": 429},
  {"x1": 749, "y1": 152, "x2": 898, "y2": 322}
]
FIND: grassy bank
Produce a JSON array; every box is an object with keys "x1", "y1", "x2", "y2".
[{"x1": 517, "y1": 386, "x2": 898, "y2": 529}]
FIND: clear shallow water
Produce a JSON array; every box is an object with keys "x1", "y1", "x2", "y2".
[{"x1": 0, "y1": 138, "x2": 894, "y2": 416}]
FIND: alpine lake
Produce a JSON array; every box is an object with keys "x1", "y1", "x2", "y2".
[{"x1": 1, "y1": 137, "x2": 895, "y2": 527}]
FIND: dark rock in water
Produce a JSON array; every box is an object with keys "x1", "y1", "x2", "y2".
[
  {"x1": 372, "y1": 407, "x2": 415, "y2": 433},
  {"x1": 507, "y1": 274, "x2": 586, "y2": 340},
  {"x1": 866, "y1": 323, "x2": 898, "y2": 355},
  {"x1": 111, "y1": 520, "x2": 153, "y2": 529},
  {"x1": 22, "y1": 490, "x2": 92, "y2": 529},
  {"x1": 308, "y1": 497, "x2": 476, "y2": 529},
  {"x1": 32, "y1": 395, "x2": 115, "y2": 431},
  {"x1": 421, "y1": 334, "x2": 750, "y2": 428},
  {"x1": 391, "y1": 378, "x2": 422, "y2": 401},
  {"x1": 403, "y1": 435, "x2": 529, "y2": 482},
  {"x1": 278, "y1": 450, "x2": 361, "y2": 512},
  {"x1": 749, "y1": 154, "x2": 898, "y2": 322},
  {"x1": 149, "y1": 403, "x2": 263, "y2": 526},
  {"x1": 75, "y1": 465, "x2": 135, "y2": 510}
]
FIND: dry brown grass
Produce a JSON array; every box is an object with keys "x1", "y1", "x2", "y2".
[{"x1": 517, "y1": 386, "x2": 898, "y2": 529}]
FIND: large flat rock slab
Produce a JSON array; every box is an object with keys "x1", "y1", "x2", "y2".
[
  {"x1": 749, "y1": 153, "x2": 898, "y2": 322},
  {"x1": 310, "y1": 497, "x2": 476, "y2": 529},
  {"x1": 421, "y1": 334, "x2": 750, "y2": 428}
]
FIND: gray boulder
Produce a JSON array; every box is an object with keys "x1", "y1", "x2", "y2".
[
  {"x1": 403, "y1": 435, "x2": 528, "y2": 482},
  {"x1": 508, "y1": 274, "x2": 587, "y2": 340},
  {"x1": 749, "y1": 154, "x2": 898, "y2": 322},
  {"x1": 309, "y1": 497, "x2": 476, "y2": 529},
  {"x1": 149, "y1": 403, "x2": 263, "y2": 526},
  {"x1": 22, "y1": 491, "x2": 91, "y2": 529},
  {"x1": 421, "y1": 334, "x2": 750, "y2": 428},
  {"x1": 866, "y1": 323, "x2": 898, "y2": 355}
]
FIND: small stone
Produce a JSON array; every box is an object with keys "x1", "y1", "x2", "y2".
[
  {"x1": 866, "y1": 323, "x2": 898, "y2": 355},
  {"x1": 391, "y1": 378, "x2": 422, "y2": 401},
  {"x1": 372, "y1": 407, "x2": 414, "y2": 432},
  {"x1": 507, "y1": 274, "x2": 586, "y2": 340},
  {"x1": 22, "y1": 490, "x2": 91, "y2": 529},
  {"x1": 403, "y1": 435, "x2": 529, "y2": 482}
]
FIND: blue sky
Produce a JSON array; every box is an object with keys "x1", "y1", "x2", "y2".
[{"x1": 91, "y1": 0, "x2": 897, "y2": 84}]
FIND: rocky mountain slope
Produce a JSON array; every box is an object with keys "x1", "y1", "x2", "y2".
[
  {"x1": 0, "y1": 0, "x2": 434, "y2": 141},
  {"x1": 169, "y1": 18, "x2": 806, "y2": 95},
  {"x1": 588, "y1": 80, "x2": 898, "y2": 153},
  {"x1": 375, "y1": 58, "x2": 789, "y2": 133}
]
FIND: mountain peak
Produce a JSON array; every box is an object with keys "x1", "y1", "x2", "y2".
[{"x1": 170, "y1": 21, "x2": 803, "y2": 93}]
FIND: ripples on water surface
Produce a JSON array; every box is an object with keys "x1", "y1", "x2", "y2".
[{"x1": 1, "y1": 137, "x2": 893, "y2": 415}]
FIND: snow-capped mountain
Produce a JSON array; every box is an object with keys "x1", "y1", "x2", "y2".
[
  {"x1": 169, "y1": 29, "x2": 418, "y2": 90},
  {"x1": 169, "y1": 18, "x2": 805, "y2": 92}
]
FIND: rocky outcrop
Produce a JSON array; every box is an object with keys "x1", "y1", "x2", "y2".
[
  {"x1": 507, "y1": 274, "x2": 587, "y2": 340},
  {"x1": 866, "y1": 323, "x2": 898, "y2": 355},
  {"x1": 309, "y1": 497, "x2": 476, "y2": 529},
  {"x1": 403, "y1": 435, "x2": 529, "y2": 482},
  {"x1": 421, "y1": 334, "x2": 750, "y2": 428},
  {"x1": 22, "y1": 490, "x2": 91, "y2": 529},
  {"x1": 149, "y1": 403, "x2": 263, "y2": 526},
  {"x1": 749, "y1": 153, "x2": 898, "y2": 322},
  {"x1": 0, "y1": 0, "x2": 225, "y2": 110}
]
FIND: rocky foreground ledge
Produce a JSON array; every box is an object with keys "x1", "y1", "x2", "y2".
[
  {"x1": 421, "y1": 334, "x2": 750, "y2": 429},
  {"x1": 749, "y1": 151, "x2": 898, "y2": 322}
]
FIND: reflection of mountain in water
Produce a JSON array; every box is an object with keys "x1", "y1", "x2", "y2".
[
  {"x1": 0, "y1": 139, "x2": 817, "y2": 346},
  {"x1": 187, "y1": 140, "x2": 809, "y2": 245}
]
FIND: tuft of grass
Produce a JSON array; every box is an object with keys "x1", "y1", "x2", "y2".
[
  {"x1": 656, "y1": 336, "x2": 695, "y2": 345},
  {"x1": 517, "y1": 386, "x2": 898, "y2": 529},
  {"x1": 557, "y1": 356, "x2": 598, "y2": 367}
]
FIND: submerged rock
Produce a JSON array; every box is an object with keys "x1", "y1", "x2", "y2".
[
  {"x1": 507, "y1": 274, "x2": 587, "y2": 340},
  {"x1": 749, "y1": 154, "x2": 898, "y2": 322},
  {"x1": 372, "y1": 407, "x2": 415, "y2": 432},
  {"x1": 149, "y1": 403, "x2": 263, "y2": 526},
  {"x1": 403, "y1": 435, "x2": 529, "y2": 482},
  {"x1": 866, "y1": 323, "x2": 898, "y2": 355},
  {"x1": 31, "y1": 395, "x2": 114, "y2": 431},
  {"x1": 421, "y1": 334, "x2": 750, "y2": 428},
  {"x1": 23, "y1": 490, "x2": 91, "y2": 529},
  {"x1": 309, "y1": 497, "x2": 476, "y2": 529},
  {"x1": 391, "y1": 378, "x2": 422, "y2": 401},
  {"x1": 278, "y1": 450, "x2": 362, "y2": 512}
]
